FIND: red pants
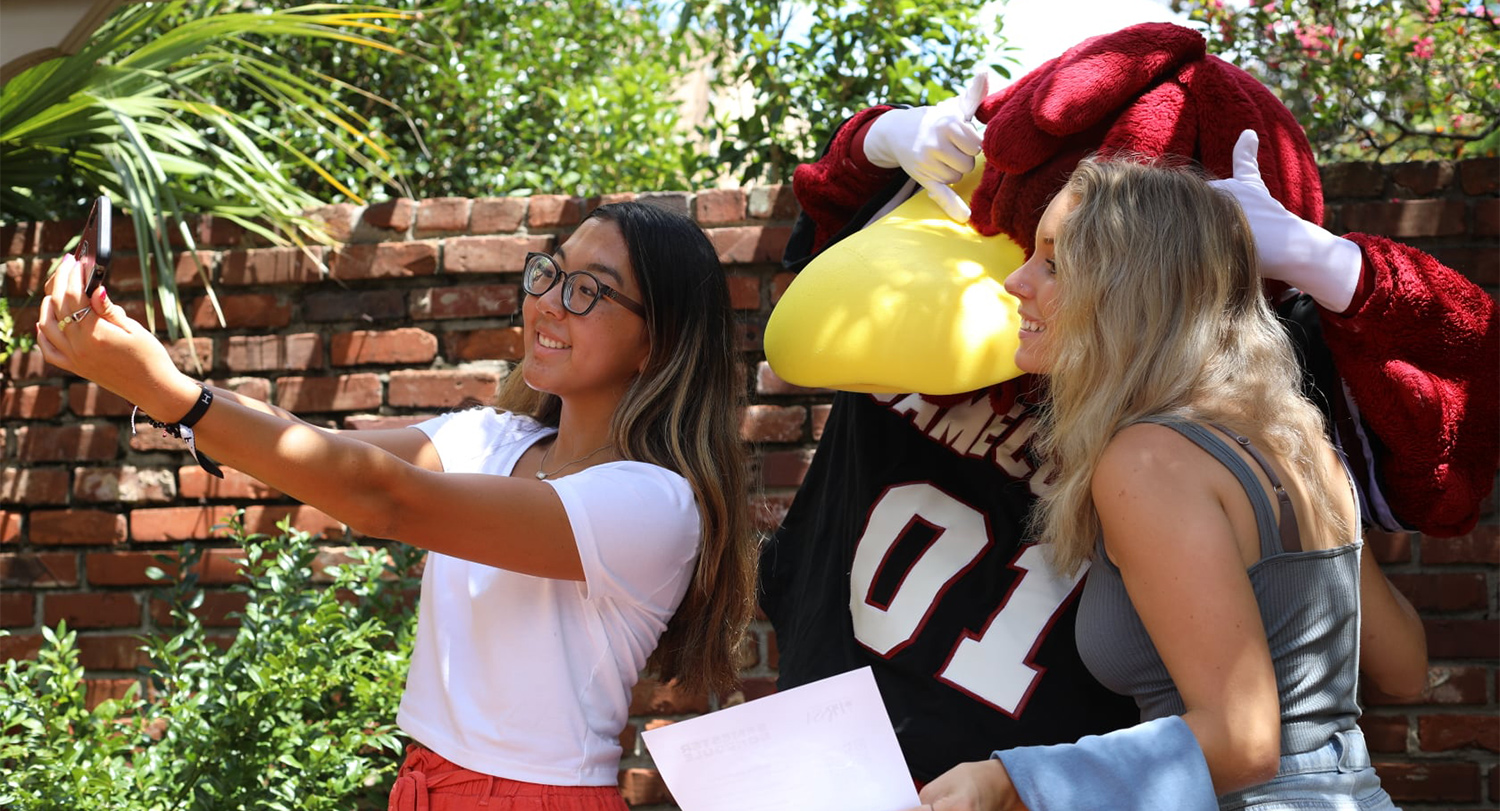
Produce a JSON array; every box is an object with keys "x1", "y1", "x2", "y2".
[{"x1": 388, "y1": 745, "x2": 630, "y2": 811}]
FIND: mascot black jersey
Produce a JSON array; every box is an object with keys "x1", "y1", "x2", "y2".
[
  {"x1": 760, "y1": 386, "x2": 1137, "y2": 783},
  {"x1": 762, "y1": 24, "x2": 1496, "y2": 787}
]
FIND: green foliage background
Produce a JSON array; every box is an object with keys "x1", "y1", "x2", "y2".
[
  {"x1": 190, "y1": 0, "x2": 1002, "y2": 200},
  {"x1": 1176, "y1": 0, "x2": 1498, "y2": 161},
  {"x1": 221, "y1": 0, "x2": 700, "y2": 199},
  {"x1": 680, "y1": 0, "x2": 1006, "y2": 185},
  {"x1": 0, "y1": 0, "x2": 999, "y2": 354},
  {"x1": 0, "y1": 2, "x2": 416, "y2": 335},
  {"x1": 0, "y1": 519, "x2": 421, "y2": 810}
]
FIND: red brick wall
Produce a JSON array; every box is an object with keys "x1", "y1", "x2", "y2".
[
  {"x1": 1316, "y1": 156, "x2": 1500, "y2": 810},
  {"x1": 3, "y1": 160, "x2": 1497, "y2": 808}
]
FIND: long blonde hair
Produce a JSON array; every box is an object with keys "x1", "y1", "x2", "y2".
[
  {"x1": 496, "y1": 202, "x2": 755, "y2": 694},
  {"x1": 1034, "y1": 158, "x2": 1350, "y2": 575}
]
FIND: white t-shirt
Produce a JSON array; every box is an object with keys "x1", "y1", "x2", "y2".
[{"x1": 395, "y1": 408, "x2": 701, "y2": 785}]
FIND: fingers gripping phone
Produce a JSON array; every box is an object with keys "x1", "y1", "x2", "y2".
[{"x1": 75, "y1": 195, "x2": 112, "y2": 297}]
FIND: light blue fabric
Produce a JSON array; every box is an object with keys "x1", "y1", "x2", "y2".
[
  {"x1": 995, "y1": 715, "x2": 1216, "y2": 811},
  {"x1": 1218, "y1": 728, "x2": 1397, "y2": 810}
]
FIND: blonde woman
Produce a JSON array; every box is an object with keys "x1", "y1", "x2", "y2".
[
  {"x1": 39, "y1": 202, "x2": 757, "y2": 810},
  {"x1": 910, "y1": 160, "x2": 1426, "y2": 810}
]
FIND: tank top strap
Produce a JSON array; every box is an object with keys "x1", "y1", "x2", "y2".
[
  {"x1": 1209, "y1": 423, "x2": 1301, "y2": 556},
  {"x1": 1136, "y1": 417, "x2": 1296, "y2": 559}
]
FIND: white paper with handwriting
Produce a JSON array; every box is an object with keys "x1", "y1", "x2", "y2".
[{"x1": 641, "y1": 666, "x2": 919, "y2": 811}]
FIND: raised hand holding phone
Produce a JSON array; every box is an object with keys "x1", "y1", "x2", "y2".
[{"x1": 38, "y1": 193, "x2": 186, "y2": 419}]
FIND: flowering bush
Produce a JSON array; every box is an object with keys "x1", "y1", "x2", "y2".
[
  {"x1": 0, "y1": 518, "x2": 421, "y2": 810},
  {"x1": 1176, "y1": 0, "x2": 1498, "y2": 160}
]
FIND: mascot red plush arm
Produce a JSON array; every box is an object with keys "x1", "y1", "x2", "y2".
[
  {"x1": 1320, "y1": 233, "x2": 1497, "y2": 537},
  {"x1": 791, "y1": 104, "x2": 909, "y2": 252},
  {"x1": 789, "y1": 23, "x2": 1498, "y2": 537}
]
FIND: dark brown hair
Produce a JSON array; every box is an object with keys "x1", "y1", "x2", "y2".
[{"x1": 495, "y1": 202, "x2": 756, "y2": 693}]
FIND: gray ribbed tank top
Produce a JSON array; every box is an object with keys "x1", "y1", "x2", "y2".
[{"x1": 1074, "y1": 419, "x2": 1362, "y2": 755}]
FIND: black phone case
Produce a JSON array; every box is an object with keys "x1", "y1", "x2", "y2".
[{"x1": 80, "y1": 196, "x2": 112, "y2": 296}]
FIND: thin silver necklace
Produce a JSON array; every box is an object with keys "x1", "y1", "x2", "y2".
[{"x1": 535, "y1": 438, "x2": 614, "y2": 480}]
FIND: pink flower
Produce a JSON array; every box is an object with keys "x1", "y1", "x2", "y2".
[
  {"x1": 1412, "y1": 34, "x2": 1435, "y2": 58},
  {"x1": 1295, "y1": 23, "x2": 1329, "y2": 53}
]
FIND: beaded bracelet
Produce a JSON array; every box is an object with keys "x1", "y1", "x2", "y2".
[{"x1": 130, "y1": 384, "x2": 224, "y2": 478}]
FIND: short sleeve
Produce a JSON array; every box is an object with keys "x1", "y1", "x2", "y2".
[
  {"x1": 546, "y1": 463, "x2": 700, "y2": 609},
  {"x1": 413, "y1": 409, "x2": 543, "y2": 475}
]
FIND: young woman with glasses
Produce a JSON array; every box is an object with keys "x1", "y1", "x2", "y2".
[
  {"x1": 903, "y1": 159, "x2": 1425, "y2": 811},
  {"x1": 39, "y1": 202, "x2": 757, "y2": 810}
]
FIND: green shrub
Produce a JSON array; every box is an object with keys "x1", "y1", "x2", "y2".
[{"x1": 0, "y1": 517, "x2": 421, "y2": 810}]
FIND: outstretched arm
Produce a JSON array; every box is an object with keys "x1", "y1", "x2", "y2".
[
  {"x1": 202, "y1": 384, "x2": 442, "y2": 470},
  {"x1": 38, "y1": 255, "x2": 583, "y2": 580}
]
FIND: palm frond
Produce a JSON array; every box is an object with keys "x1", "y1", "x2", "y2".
[{"x1": 1, "y1": 1, "x2": 413, "y2": 338}]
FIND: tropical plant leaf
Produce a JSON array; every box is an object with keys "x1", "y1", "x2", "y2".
[{"x1": 0, "y1": 2, "x2": 412, "y2": 339}]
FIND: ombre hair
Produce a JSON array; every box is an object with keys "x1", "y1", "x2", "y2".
[
  {"x1": 1033, "y1": 158, "x2": 1351, "y2": 575},
  {"x1": 495, "y1": 201, "x2": 755, "y2": 694}
]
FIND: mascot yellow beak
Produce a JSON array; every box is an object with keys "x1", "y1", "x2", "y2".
[{"x1": 765, "y1": 157, "x2": 1027, "y2": 395}]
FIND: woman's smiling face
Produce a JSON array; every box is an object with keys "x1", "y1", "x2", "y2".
[
  {"x1": 521, "y1": 218, "x2": 650, "y2": 410},
  {"x1": 1003, "y1": 192, "x2": 1075, "y2": 375}
]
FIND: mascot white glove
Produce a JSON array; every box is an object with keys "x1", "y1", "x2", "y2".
[
  {"x1": 1211, "y1": 129, "x2": 1364, "y2": 312},
  {"x1": 863, "y1": 70, "x2": 995, "y2": 223}
]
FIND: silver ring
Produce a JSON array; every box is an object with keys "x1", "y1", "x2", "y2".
[{"x1": 58, "y1": 306, "x2": 90, "y2": 329}]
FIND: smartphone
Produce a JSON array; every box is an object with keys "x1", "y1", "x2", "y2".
[{"x1": 75, "y1": 195, "x2": 112, "y2": 296}]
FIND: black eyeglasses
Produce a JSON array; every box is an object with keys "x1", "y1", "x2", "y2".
[{"x1": 523, "y1": 252, "x2": 646, "y2": 318}]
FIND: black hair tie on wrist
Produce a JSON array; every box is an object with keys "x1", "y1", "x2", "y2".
[
  {"x1": 131, "y1": 385, "x2": 224, "y2": 478},
  {"x1": 177, "y1": 386, "x2": 223, "y2": 479},
  {"x1": 178, "y1": 385, "x2": 214, "y2": 429}
]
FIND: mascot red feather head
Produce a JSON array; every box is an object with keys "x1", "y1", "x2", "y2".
[{"x1": 971, "y1": 22, "x2": 1322, "y2": 253}]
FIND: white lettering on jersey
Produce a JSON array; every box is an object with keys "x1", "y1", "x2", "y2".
[
  {"x1": 888, "y1": 393, "x2": 940, "y2": 430},
  {"x1": 850, "y1": 483, "x2": 992, "y2": 654},
  {"x1": 939, "y1": 543, "x2": 1086, "y2": 716},
  {"x1": 850, "y1": 484, "x2": 1085, "y2": 715},
  {"x1": 877, "y1": 393, "x2": 1047, "y2": 495},
  {"x1": 847, "y1": 394, "x2": 1078, "y2": 713},
  {"x1": 927, "y1": 402, "x2": 997, "y2": 458}
]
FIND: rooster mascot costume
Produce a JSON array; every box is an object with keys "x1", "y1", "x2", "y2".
[{"x1": 759, "y1": 21, "x2": 1497, "y2": 807}]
